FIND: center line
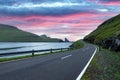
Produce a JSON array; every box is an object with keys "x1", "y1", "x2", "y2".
[{"x1": 61, "y1": 54, "x2": 72, "y2": 60}]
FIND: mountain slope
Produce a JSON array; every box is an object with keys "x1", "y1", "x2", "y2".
[
  {"x1": 0, "y1": 24, "x2": 62, "y2": 42},
  {"x1": 84, "y1": 14, "x2": 120, "y2": 51}
]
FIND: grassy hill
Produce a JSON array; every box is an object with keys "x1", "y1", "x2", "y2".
[
  {"x1": 70, "y1": 40, "x2": 84, "y2": 49},
  {"x1": 84, "y1": 14, "x2": 120, "y2": 44},
  {"x1": 0, "y1": 24, "x2": 62, "y2": 42}
]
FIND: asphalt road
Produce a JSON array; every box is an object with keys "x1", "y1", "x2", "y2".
[{"x1": 0, "y1": 43, "x2": 96, "y2": 80}]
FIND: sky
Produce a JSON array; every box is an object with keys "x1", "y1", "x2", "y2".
[{"x1": 0, "y1": 0, "x2": 120, "y2": 41}]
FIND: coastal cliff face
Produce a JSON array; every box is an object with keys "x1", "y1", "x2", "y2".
[
  {"x1": 84, "y1": 14, "x2": 120, "y2": 51},
  {"x1": 0, "y1": 24, "x2": 63, "y2": 42}
]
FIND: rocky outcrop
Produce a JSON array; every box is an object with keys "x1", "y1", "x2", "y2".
[
  {"x1": 102, "y1": 37, "x2": 120, "y2": 51},
  {"x1": 64, "y1": 38, "x2": 70, "y2": 42}
]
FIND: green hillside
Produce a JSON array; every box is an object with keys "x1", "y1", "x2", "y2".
[
  {"x1": 84, "y1": 14, "x2": 120, "y2": 44},
  {"x1": 70, "y1": 40, "x2": 84, "y2": 49},
  {"x1": 0, "y1": 24, "x2": 62, "y2": 42}
]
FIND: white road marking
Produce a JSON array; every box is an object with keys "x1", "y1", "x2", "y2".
[
  {"x1": 61, "y1": 54, "x2": 72, "y2": 60},
  {"x1": 76, "y1": 47, "x2": 97, "y2": 80}
]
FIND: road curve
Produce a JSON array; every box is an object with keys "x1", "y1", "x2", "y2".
[{"x1": 0, "y1": 42, "x2": 96, "y2": 80}]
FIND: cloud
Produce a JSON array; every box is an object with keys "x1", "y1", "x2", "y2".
[
  {"x1": 94, "y1": 0, "x2": 120, "y2": 6},
  {"x1": 99, "y1": 0, "x2": 120, "y2": 2},
  {"x1": 0, "y1": 0, "x2": 119, "y2": 41},
  {"x1": 0, "y1": 0, "x2": 119, "y2": 17},
  {"x1": 0, "y1": 0, "x2": 100, "y2": 17}
]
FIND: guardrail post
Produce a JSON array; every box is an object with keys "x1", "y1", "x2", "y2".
[
  {"x1": 68, "y1": 48, "x2": 70, "y2": 51},
  {"x1": 61, "y1": 48, "x2": 62, "y2": 52},
  {"x1": 32, "y1": 49, "x2": 34, "y2": 56},
  {"x1": 50, "y1": 48, "x2": 52, "y2": 53},
  {"x1": 99, "y1": 46, "x2": 101, "y2": 51}
]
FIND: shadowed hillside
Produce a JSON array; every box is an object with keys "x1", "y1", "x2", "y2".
[{"x1": 0, "y1": 24, "x2": 63, "y2": 42}]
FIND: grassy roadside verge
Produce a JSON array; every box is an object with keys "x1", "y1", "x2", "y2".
[
  {"x1": 70, "y1": 40, "x2": 84, "y2": 49},
  {"x1": 81, "y1": 48, "x2": 120, "y2": 80}
]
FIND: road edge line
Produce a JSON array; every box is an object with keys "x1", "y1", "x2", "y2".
[{"x1": 76, "y1": 47, "x2": 97, "y2": 80}]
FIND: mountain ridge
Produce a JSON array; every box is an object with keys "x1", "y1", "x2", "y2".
[
  {"x1": 84, "y1": 14, "x2": 120, "y2": 51},
  {"x1": 0, "y1": 24, "x2": 63, "y2": 42}
]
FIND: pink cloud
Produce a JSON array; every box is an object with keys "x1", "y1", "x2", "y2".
[{"x1": 100, "y1": 1, "x2": 120, "y2": 6}]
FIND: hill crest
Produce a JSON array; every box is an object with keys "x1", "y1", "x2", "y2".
[{"x1": 0, "y1": 24, "x2": 63, "y2": 42}]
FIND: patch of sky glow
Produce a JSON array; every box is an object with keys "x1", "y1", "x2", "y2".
[
  {"x1": 96, "y1": 8, "x2": 108, "y2": 12},
  {"x1": 61, "y1": 24, "x2": 69, "y2": 28}
]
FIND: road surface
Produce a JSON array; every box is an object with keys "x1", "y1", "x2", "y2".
[{"x1": 0, "y1": 42, "x2": 96, "y2": 80}]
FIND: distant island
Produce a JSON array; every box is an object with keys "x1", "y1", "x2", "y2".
[
  {"x1": 64, "y1": 38, "x2": 70, "y2": 42},
  {"x1": 0, "y1": 24, "x2": 63, "y2": 42}
]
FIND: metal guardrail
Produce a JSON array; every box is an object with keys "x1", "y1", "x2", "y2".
[{"x1": 0, "y1": 48, "x2": 70, "y2": 57}]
